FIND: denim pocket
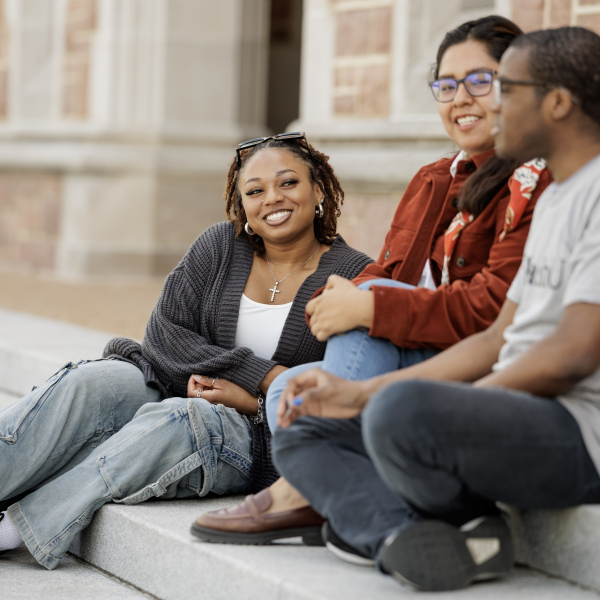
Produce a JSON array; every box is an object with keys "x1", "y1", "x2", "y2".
[
  {"x1": 0, "y1": 362, "x2": 78, "y2": 445},
  {"x1": 103, "y1": 451, "x2": 205, "y2": 505}
]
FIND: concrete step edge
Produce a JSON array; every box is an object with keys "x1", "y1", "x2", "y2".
[
  {"x1": 1, "y1": 308, "x2": 600, "y2": 596},
  {"x1": 510, "y1": 505, "x2": 600, "y2": 591},
  {"x1": 69, "y1": 499, "x2": 397, "y2": 600}
]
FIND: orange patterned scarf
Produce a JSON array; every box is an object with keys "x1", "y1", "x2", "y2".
[{"x1": 441, "y1": 158, "x2": 546, "y2": 285}]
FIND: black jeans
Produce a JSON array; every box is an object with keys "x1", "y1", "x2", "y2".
[{"x1": 272, "y1": 380, "x2": 600, "y2": 560}]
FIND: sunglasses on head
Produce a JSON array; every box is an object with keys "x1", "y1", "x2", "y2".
[{"x1": 235, "y1": 132, "x2": 312, "y2": 167}]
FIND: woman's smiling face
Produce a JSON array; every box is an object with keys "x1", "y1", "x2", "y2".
[
  {"x1": 239, "y1": 147, "x2": 322, "y2": 245},
  {"x1": 437, "y1": 39, "x2": 499, "y2": 157}
]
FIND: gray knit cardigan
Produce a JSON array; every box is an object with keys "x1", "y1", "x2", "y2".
[{"x1": 104, "y1": 221, "x2": 372, "y2": 492}]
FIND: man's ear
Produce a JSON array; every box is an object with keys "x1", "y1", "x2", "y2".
[{"x1": 546, "y1": 87, "x2": 578, "y2": 122}]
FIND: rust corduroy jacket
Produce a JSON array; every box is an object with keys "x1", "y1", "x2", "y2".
[{"x1": 351, "y1": 150, "x2": 553, "y2": 350}]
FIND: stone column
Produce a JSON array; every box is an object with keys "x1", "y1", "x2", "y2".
[{"x1": 0, "y1": 0, "x2": 271, "y2": 278}]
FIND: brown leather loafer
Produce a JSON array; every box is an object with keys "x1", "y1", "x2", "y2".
[{"x1": 190, "y1": 488, "x2": 325, "y2": 545}]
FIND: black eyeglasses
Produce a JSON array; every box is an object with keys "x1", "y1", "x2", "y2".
[
  {"x1": 430, "y1": 69, "x2": 497, "y2": 103},
  {"x1": 235, "y1": 132, "x2": 312, "y2": 167},
  {"x1": 492, "y1": 78, "x2": 579, "y2": 105}
]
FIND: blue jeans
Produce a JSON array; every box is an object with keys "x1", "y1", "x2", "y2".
[
  {"x1": 0, "y1": 359, "x2": 251, "y2": 570},
  {"x1": 272, "y1": 381, "x2": 600, "y2": 560},
  {"x1": 266, "y1": 279, "x2": 439, "y2": 430}
]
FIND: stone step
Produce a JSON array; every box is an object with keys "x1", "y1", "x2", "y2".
[
  {"x1": 0, "y1": 307, "x2": 114, "y2": 397},
  {"x1": 0, "y1": 387, "x2": 19, "y2": 411},
  {"x1": 1, "y1": 306, "x2": 600, "y2": 599},
  {"x1": 3, "y1": 546, "x2": 152, "y2": 600},
  {"x1": 510, "y1": 505, "x2": 600, "y2": 592},
  {"x1": 70, "y1": 498, "x2": 600, "y2": 600}
]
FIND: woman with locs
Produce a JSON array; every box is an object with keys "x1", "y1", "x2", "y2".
[
  {"x1": 191, "y1": 15, "x2": 553, "y2": 547},
  {"x1": 0, "y1": 133, "x2": 372, "y2": 568}
]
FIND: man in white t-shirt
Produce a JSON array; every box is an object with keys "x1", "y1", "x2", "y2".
[{"x1": 271, "y1": 27, "x2": 600, "y2": 592}]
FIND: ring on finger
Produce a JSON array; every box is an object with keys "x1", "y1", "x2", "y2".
[{"x1": 212, "y1": 377, "x2": 218, "y2": 387}]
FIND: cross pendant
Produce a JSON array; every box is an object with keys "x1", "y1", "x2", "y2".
[{"x1": 269, "y1": 282, "x2": 281, "y2": 302}]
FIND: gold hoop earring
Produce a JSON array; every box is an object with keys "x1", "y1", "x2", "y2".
[
  {"x1": 245, "y1": 222, "x2": 256, "y2": 235},
  {"x1": 315, "y1": 199, "x2": 324, "y2": 219}
]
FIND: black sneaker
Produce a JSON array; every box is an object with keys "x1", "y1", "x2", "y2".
[
  {"x1": 322, "y1": 522, "x2": 375, "y2": 567},
  {"x1": 379, "y1": 515, "x2": 513, "y2": 591}
]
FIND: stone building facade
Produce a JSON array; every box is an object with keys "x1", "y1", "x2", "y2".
[{"x1": 0, "y1": 0, "x2": 599, "y2": 278}]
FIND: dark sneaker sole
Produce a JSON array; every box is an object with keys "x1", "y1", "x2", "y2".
[
  {"x1": 379, "y1": 517, "x2": 513, "y2": 592},
  {"x1": 190, "y1": 523, "x2": 324, "y2": 546}
]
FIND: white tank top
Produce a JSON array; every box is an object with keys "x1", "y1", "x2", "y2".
[{"x1": 234, "y1": 294, "x2": 293, "y2": 360}]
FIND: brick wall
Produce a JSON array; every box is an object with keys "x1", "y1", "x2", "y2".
[
  {"x1": 332, "y1": 0, "x2": 393, "y2": 118},
  {"x1": 0, "y1": 174, "x2": 62, "y2": 270},
  {"x1": 0, "y1": 0, "x2": 8, "y2": 119},
  {"x1": 513, "y1": 0, "x2": 600, "y2": 32},
  {"x1": 62, "y1": 0, "x2": 97, "y2": 119},
  {"x1": 336, "y1": 191, "x2": 403, "y2": 260}
]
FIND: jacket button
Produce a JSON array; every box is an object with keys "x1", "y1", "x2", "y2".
[
  {"x1": 384, "y1": 250, "x2": 390, "y2": 260},
  {"x1": 456, "y1": 256, "x2": 466, "y2": 267}
]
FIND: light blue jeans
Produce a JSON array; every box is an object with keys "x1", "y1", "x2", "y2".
[
  {"x1": 0, "y1": 359, "x2": 252, "y2": 570},
  {"x1": 266, "y1": 280, "x2": 440, "y2": 431}
]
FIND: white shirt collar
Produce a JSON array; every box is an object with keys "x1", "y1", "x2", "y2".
[{"x1": 450, "y1": 150, "x2": 469, "y2": 179}]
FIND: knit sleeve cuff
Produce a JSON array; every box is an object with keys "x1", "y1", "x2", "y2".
[{"x1": 218, "y1": 353, "x2": 278, "y2": 395}]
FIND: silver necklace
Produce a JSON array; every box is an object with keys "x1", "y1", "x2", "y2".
[{"x1": 265, "y1": 243, "x2": 320, "y2": 302}]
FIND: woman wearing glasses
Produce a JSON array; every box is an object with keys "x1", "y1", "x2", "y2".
[
  {"x1": 192, "y1": 15, "x2": 553, "y2": 549},
  {"x1": 0, "y1": 134, "x2": 371, "y2": 567}
]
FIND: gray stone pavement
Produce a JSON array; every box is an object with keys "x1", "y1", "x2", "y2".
[
  {"x1": 2, "y1": 547, "x2": 152, "y2": 600},
  {"x1": 0, "y1": 307, "x2": 114, "y2": 398},
  {"x1": 0, "y1": 387, "x2": 17, "y2": 410}
]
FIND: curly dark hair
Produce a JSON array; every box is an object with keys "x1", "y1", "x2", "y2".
[{"x1": 224, "y1": 138, "x2": 344, "y2": 255}]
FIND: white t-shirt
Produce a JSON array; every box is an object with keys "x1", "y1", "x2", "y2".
[
  {"x1": 418, "y1": 259, "x2": 437, "y2": 291},
  {"x1": 494, "y1": 154, "x2": 600, "y2": 471},
  {"x1": 234, "y1": 294, "x2": 293, "y2": 360}
]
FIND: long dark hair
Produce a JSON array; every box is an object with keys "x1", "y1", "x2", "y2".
[
  {"x1": 434, "y1": 16, "x2": 523, "y2": 216},
  {"x1": 224, "y1": 139, "x2": 344, "y2": 256}
]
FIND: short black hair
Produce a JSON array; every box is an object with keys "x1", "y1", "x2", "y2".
[{"x1": 511, "y1": 27, "x2": 600, "y2": 127}]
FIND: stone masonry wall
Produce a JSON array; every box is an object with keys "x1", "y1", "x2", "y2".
[
  {"x1": 332, "y1": 0, "x2": 393, "y2": 118},
  {"x1": 0, "y1": 174, "x2": 63, "y2": 270},
  {"x1": 513, "y1": 0, "x2": 600, "y2": 32},
  {"x1": 0, "y1": 0, "x2": 8, "y2": 120},
  {"x1": 62, "y1": 0, "x2": 97, "y2": 119},
  {"x1": 336, "y1": 190, "x2": 403, "y2": 260}
]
